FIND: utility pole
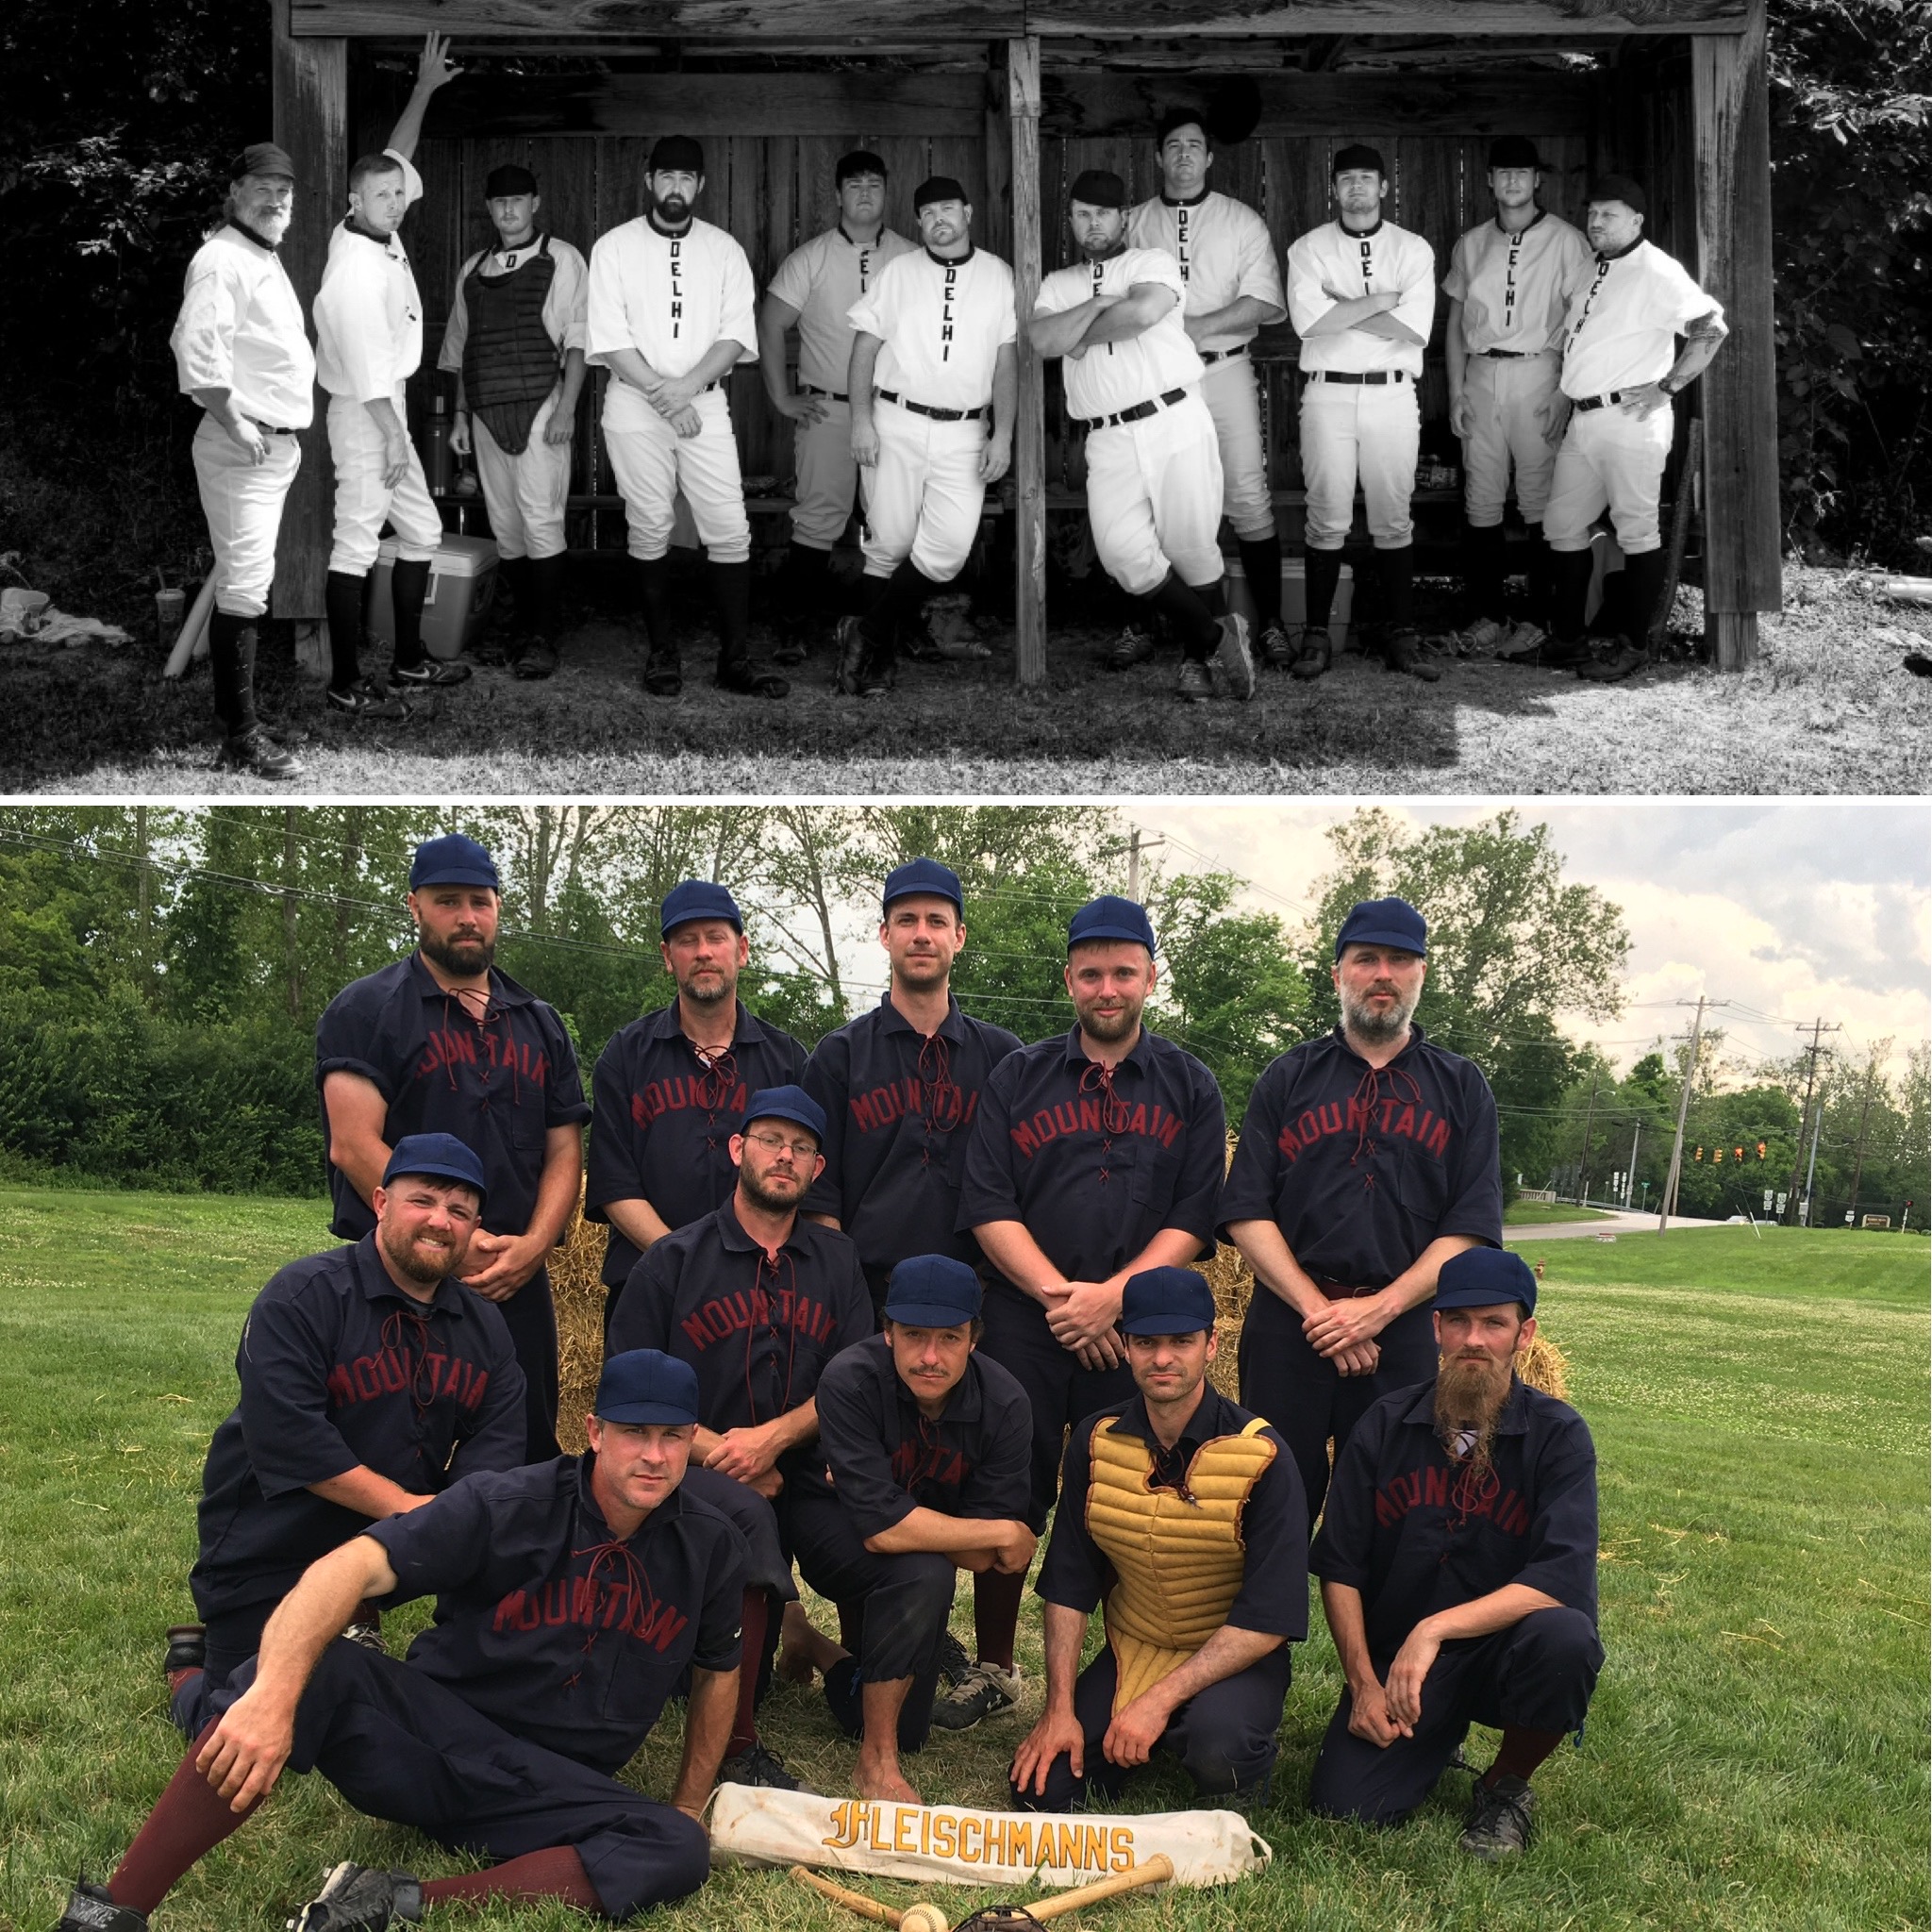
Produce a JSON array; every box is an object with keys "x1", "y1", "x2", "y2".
[
  {"x1": 1659, "y1": 996, "x2": 1721, "y2": 1232},
  {"x1": 1625, "y1": 1121, "x2": 1641, "y2": 1208},
  {"x1": 1125, "y1": 826, "x2": 1164, "y2": 902},
  {"x1": 1577, "y1": 1070, "x2": 1601, "y2": 1207},
  {"x1": 133, "y1": 805, "x2": 152, "y2": 997},
  {"x1": 1784, "y1": 1017, "x2": 1841, "y2": 1224},
  {"x1": 1846, "y1": 1046, "x2": 1880, "y2": 1226},
  {"x1": 1802, "y1": 1090, "x2": 1827, "y2": 1227}
]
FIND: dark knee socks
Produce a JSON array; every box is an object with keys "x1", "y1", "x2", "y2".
[
  {"x1": 973, "y1": 1566, "x2": 1027, "y2": 1673},
  {"x1": 528, "y1": 554, "x2": 566, "y2": 636},
  {"x1": 710, "y1": 559, "x2": 752, "y2": 665},
  {"x1": 1462, "y1": 521, "x2": 1507, "y2": 622},
  {"x1": 729, "y1": 1587, "x2": 771, "y2": 1757},
  {"x1": 108, "y1": 1722, "x2": 260, "y2": 1914},
  {"x1": 1305, "y1": 547, "x2": 1343, "y2": 632},
  {"x1": 1620, "y1": 548, "x2": 1670, "y2": 643},
  {"x1": 1379, "y1": 545, "x2": 1416, "y2": 633},
  {"x1": 1236, "y1": 532, "x2": 1283, "y2": 627},
  {"x1": 389, "y1": 558, "x2": 431, "y2": 671},
  {"x1": 631, "y1": 556, "x2": 673, "y2": 659},
  {"x1": 862, "y1": 558, "x2": 938, "y2": 653},
  {"x1": 499, "y1": 554, "x2": 535, "y2": 631},
  {"x1": 420, "y1": 1848, "x2": 600, "y2": 1913},
  {"x1": 324, "y1": 569, "x2": 367, "y2": 692},
  {"x1": 1551, "y1": 547, "x2": 1595, "y2": 642},
  {"x1": 1144, "y1": 573, "x2": 1221, "y2": 660},
  {"x1": 207, "y1": 611, "x2": 258, "y2": 738},
  {"x1": 1524, "y1": 525, "x2": 1555, "y2": 629},
  {"x1": 1486, "y1": 1725, "x2": 1567, "y2": 1787}
]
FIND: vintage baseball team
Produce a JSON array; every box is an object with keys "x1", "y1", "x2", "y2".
[
  {"x1": 171, "y1": 35, "x2": 1727, "y2": 774},
  {"x1": 60, "y1": 841, "x2": 1604, "y2": 1932}
]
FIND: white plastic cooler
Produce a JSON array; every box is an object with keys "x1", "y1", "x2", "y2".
[{"x1": 369, "y1": 535, "x2": 499, "y2": 660}]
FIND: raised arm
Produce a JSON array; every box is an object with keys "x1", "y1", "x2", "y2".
[{"x1": 386, "y1": 33, "x2": 462, "y2": 164}]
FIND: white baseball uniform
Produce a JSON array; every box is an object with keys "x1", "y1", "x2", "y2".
[
  {"x1": 1035, "y1": 246, "x2": 1222, "y2": 597},
  {"x1": 587, "y1": 214, "x2": 758, "y2": 565},
  {"x1": 312, "y1": 149, "x2": 443, "y2": 575},
  {"x1": 171, "y1": 223, "x2": 316, "y2": 618},
  {"x1": 847, "y1": 244, "x2": 1016, "y2": 585},
  {"x1": 1286, "y1": 218, "x2": 1437, "y2": 551},
  {"x1": 1443, "y1": 209, "x2": 1594, "y2": 526},
  {"x1": 768, "y1": 225, "x2": 917, "y2": 550},
  {"x1": 1126, "y1": 191, "x2": 1285, "y2": 541},
  {"x1": 1544, "y1": 239, "x2": 1723, "y2": 556},
  {"x1": 437, "y1": 234, "x2": 588, "y2": 562}
]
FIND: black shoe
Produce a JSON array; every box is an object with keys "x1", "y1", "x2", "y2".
[
  {"x1": 772, "y1": 634, "x2": 808, "y2": 668},
  {"x1": 1382, "y1": 627, "x2": 1441, "y2": 683},
  {"x1": 641, "y1": 652, "x2": 683, "y2": 697},
  {"x1": 936, "y1": 1627, "x2": 971, "y2": 1690},
  {"x1": 1289, "y1": 626, "x2": 1333, "y2": 680},
  {"x1": 717, "y1": 1740, "x2": 814, "y2": 1792},
  {"x1": 715, "y1": 658, "x2": 790, "y2": 700},
  {"x1": 834, "y1": 616, "x2": 890, "y2": 697},
  {"x1": 1575, "y1": 637, "x2": 1649, "y2": 683},
  {"x1": 1459, "y1": 1774, "x2": 1537, "y2": 1860},
  {"x1": 390, "y1": 656, "x2": 472, "y2": 688},
  {"x1": 163, "y1": 1624, "x2": 206, "y2": 1677},
  {"x1": 511, "y1": 639, "x2": 558, "y2": 681},
  {"x1": 1257, "y1": 618, "x2": 1295, "y2": 670},
  {"x1": 341, "y1": 1619, "x2": 386, "y2": 1655},
  {"x1": 1499, "y1": 632, "x2": 1591, "y2": 670},
  {"x1": 288, "y1": 1861, "x2": 423, "y2": 1932},
  {"x1": 54, "y1": 1880, "x2": 148, "y2": 1931},
  {"x1": 928, "y1": 1659, "x2": 1021, "y2": 1731},
  {"x1": 219, "y1": 727, "x2": 303, "y2": 780},
  {"x1": 325, "y1": 679, "x2": 412, "y2": 721}
]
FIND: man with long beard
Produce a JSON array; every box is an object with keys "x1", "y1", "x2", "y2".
[
  {"x1": 1221, "y1": 895, "x2": 1502, "y2": 1523},
  {"x1": 1307, "y1": 1247, "x2": 1602, "y2": 1858}
]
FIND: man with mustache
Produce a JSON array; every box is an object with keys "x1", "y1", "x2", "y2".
[
  {"x1": 163, "y1": 1135, "x2": 525, "y2": 1740},
  {"x1": 587, "y1": 880, "x2": 808, "y2": 1336},
  {"x1": 1307, "y1": 1247, "x2": 1602, "y2": 1859},
  {"x1": 1222, "y1": 895, "x2": 1502, "y2": 1523},
  {"x1": 317, "y1": 834, "x2": 591, "y2": 1461}
]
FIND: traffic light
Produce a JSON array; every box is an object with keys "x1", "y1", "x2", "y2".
[
  {"x1": 1757, "y1": 1141, "x2": 1767, "y2": 1160},
  {"x1": 1714, "y1": 1147, "x2": 1724, "y2": 1163},
  {"x1": 1735, "y1": 1146, "x2": 1745, "y2": 1162},
  {"x1": 1693, "y1": 1146, "x2": 1704, "y2": 1161}
]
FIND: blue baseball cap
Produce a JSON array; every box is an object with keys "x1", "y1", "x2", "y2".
[
  {"x1": 1434, "y1": 1247, "x2": 1537, "y2": 1316},
  {"x1": 1068, "y1": 894, "x2": 1157, "y2": 956},
  {"x1": 595, "y1": 1349, "x2": 701, "y2": 1425},
  {"x1": 741, "y1": 1084, "x2": 826, "y2": 1144},
  {"x1": 381, "y1": 1132, "x2": 488, "y2": 1205},
  {"x1": 1333, "y1": 895, "x2": 1428, "y2": 960},
  {"x1": 660, "y1": 879, "x2": 743, "y2": 937},
  {"x1": 884, "y1": 1255, "x2": 983, "y2": 1328},
  {"x1": 1121, "y1": 1266, "x2": 1217, "y2": 1336},
  {"x1": 883, "y1": 858, "x2": 963, "y2": 918},
  {"x1": 410, "y1": 834, "x2": 500, "y2": 891}
]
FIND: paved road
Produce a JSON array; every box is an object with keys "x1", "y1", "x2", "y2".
[{"x1": 1507, "y1": 1208, "x2": 1731, "y2": 1241}]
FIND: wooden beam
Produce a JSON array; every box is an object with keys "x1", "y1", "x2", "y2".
[
  {"x1": 1025, "y1": 0, "x2": 1746, "y2": 30},
  {"x1": 1008, "y1": 34, "x2": 1046, "y2": 688},
  {"x1": 1693, "y1": 8, "x2": 1780, "y2": 666},
  {"x1": 271, "y1": 0, "x2": 347, "y2": 625}
]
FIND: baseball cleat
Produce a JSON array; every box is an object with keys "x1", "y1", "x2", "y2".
[
  {"x1": 511, "y1": 640, "x2": 558, "y2": 681},
  {"x1": 1459, "y1": 1774, "x2": 1537, "y2": 1860},
  {"x1": 1257, "y1": 618, "x2": 1295, "y2": 669},
  {"x1": 1497, "y1": 620, "x2": 1550, "y2": 657},
  {"x1": 929, "y1": 1659, "x2": 1021, "y2": 1732},
  {"x1": 936, "y1": 1628, "x2": 972, "y2": 1690},
  {"x1": 325, "y1": 679, "x2": 412, "y2": 721},
  {"x1": 1444, "y1": 616, "x2": 1507, "y2": 655},
  {"x1": 54, "y1": 1879, "x2": 148, "y2": 1930},
  {"x1": 834, "y1": 617, "x2": 891, "y2": 697},
  {"x1": 716, "y1": 658, "x2": 790, "y2": 700},
  {"x1": 1575, "y1": 637, "x2": 1649, "y2": 683},
  {"x1": 1103, "y1": 625, "x2": 1158, "y2": 671},
  {"x1": 1498, "y1": 631, "x2": 1591, "y2": 670},
  {"x1": 219, "y1": 728, "x2": 303, "y2": 781},
  {"x1": 641, "y1": 650, "x2": 683, "y2": 697},
  {"x1": 717, "y1": 1740, "x2": 815, "y2": 1791},
  {"x1": 389, "y1": 657, "x2": 472, "y2": 688},
  {"x1": 163, "y1": 1624, "x2": 207, "y2": 1677},
  {"x1": 1383, "y1": 628, "x2": 1442, "y2": 682},
  {"x1": 1212, "y1": 611, "x2": 1256, "y2": 701},
  {"x1": 1289, "y1": 626, "x2": 1333, "y2": 680},
  {"x1": 1174, "y1": 657, "x2": 1216, "y2": 702},
  {"x1": 288, "y1": 1861, "x2": 423, "y2": 1932},
  {"x1": 341, "y1": 1619, "x2": 386, "y2": 1655}
]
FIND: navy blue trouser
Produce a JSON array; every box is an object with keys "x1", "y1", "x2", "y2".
[
  {"x1": 212, "y1": 1641, "x2": 708, "y2": 1920},
  {"x1": 1008, "y1": 1641, "x2": 1291, "y2": 1812},
  {"x1": 1237, "y1": 1288, "x2": 1438, "y2": 1526},
  {"x1": 497, "y1": 1261, "x2": 560, "y2": 1462},
  {"x1": 1307, "y1": 1606, "x2": 1603, "y2": 1826}
]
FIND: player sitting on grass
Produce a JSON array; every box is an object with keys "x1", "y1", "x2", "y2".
[{"x1": 56, "y1": 1350, "x2": 746, "y2": 1932}]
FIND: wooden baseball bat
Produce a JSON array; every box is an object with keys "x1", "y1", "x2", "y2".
[
  {"x1": 1024, "y1": 1855, "x2": 1174, "y2": 1922},
  {"x1": 162, "y1": 574, "x2": 218, "y2": 680},
  {"x1": 789, "y1": 1865, "x2": 905, "y2": 1927}
]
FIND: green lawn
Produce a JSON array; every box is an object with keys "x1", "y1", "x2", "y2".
[
  {"x1": 1504, "y1": 1200, "x2": 1616, "y2": 1225},
  {"x1": 1, "y1": 1191, "x2": 1925, "y2": 1932}
]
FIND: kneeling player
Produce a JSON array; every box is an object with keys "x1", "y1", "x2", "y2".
[
  {"x1": 58, "y1": 1350, "x2": 745, "y2": 1931},
  {"x1": 1307, "y1": 1248, "x2": 1602, "y2": 1858}
]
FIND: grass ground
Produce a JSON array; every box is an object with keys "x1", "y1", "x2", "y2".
[
  {"x1": 1503, "y1": 1201, "x2": 1616, "y2": 1225},
  {"x1": 12, "y1": 562, "x2": 1932, "y2": 796},
  {"x1": 0, "y1": 1192, "x2": 1924, "y2": 1932}
]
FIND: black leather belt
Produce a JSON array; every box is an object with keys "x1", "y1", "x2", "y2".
[
  {"x1": 1073, "y1": 387, "x2": 1189, "y2": 432},
  {"x1": 246, "y1": 419, "x2": 300, "y2": 435},
  {"x1": 1480, "y1": 348, "x2": 1542, "y2": 359},
  {"x1": 1199, "y1": 345, "x2": 1248, "y2": 365},
  {"x1": 877, "y1": 389, "x2": 989, "y2": 423},
  {"x1": 1309, "y1": 370, "x2": 1408, "y2": 385},
  {"x1": 1313, "y1": 1274, "x2": 1384, "y2": 1302},
  {"x1": 801, "y1": 383, "x2": 849, "y2": 401},
  {"x1": 1573, "y1": 391, "x2": 1633, "y2": 412}
]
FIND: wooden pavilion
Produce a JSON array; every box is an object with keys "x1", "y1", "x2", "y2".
[{"x1": 268, "y1": 0, "x2": 1779, "y2": 677}]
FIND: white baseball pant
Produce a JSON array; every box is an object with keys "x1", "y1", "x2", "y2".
[
  {"x1": 472, "y1": 390, "x2": 572, "y2": 562},
  {"x1": 1460, "y1": 352, "x2": 1563, "y2": 527},
  {"x1": 1542, "y1": 402, "x2": 1673, "y2": 557},
  {"x1": 1200, "y1": 352, "x2": 1275, "y2": 541},
  {"x1": 859, "y1": 398, "x2": 987, "y2": 586},
  {"x1": 1085, "y1": 391, "x2": 1225, "y2": 597},
  {"x1": 192, "y1": 416, "x2": 301, "y2": 618},
  {"x1": 1299, "y1": 377, "x2": 1420, "y2": 551},
  {"x1": 603, "y1": 382, "x2": 752, "y2": 565},
  {"x1": 791, "y1": 399, "x2": 861, "y2": 551},
  {"x1": 326, "y1": 388, "x2": 442, "y2": 575}
]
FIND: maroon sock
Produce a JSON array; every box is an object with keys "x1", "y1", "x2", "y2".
[
  {"x1": 729, "y1": 1588, "x2": 770, "y2": 1756},
  {"x1": 1486, "y1": 1725, "x2": 1566, "y2": 1785},
  {"x1": 838, "y1": 1601, "x2": 862, "y2": 1653},
  {"x1": 108, "y1": 1722, "x2": 261, "y2": 1914},
  {"x1": 420, "y1": 1848, "x2": 600, "y2": 1912},
  {"x1": 973, "y1": 1568, "x2": 1027, "y2": 1673}
]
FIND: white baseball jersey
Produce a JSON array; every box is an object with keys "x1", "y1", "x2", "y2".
[
  {"x1": 1287, "y1": 219, "x2": 1437, "y2": 378},
  {"x1": 586, "y1": 216, "x2": 758, "y2": 381},
  {"x1": 1442, "y1": 209, "x2": 1593, "y2": 355},
  {"x1": 171, "y1": 224, "x2": 316, "y2": 429},
  {"x1": 1125, "y1": 192, "x2": 1285, "y2": 352},
  {"x1": 1558, "y1": 239, "x2": 1723, "y2": 398},
  {"x1": 769, "y1": 225, "x2": 917, "y2": 393},
  {"x1": 1033, "y1": 247, "x2": 1201, "y2": 421},
  {"x1": 849, "y1": 246, "x2": 1017, "y2": 411},
  {"x1": 438, "y1": 234, "x2": 591, "y2": 372},
  {"x1": 313, "y1": 149, "x2": 425, "y2": 402}
]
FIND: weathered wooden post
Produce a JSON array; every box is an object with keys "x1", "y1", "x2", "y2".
[{"x1": 1008, "y1": 33, "x2": 1046, "y2": 688}]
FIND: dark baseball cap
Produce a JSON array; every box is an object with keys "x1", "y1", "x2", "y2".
[
  {"x1": 1069, "y1": 169, "x2": 1129, "y2": 209},
  {"x1": 382, "y1": 1132, "x2": 488, "y2": 1205},
  {"x1": 914, "y1": 175, "x2": 969, "y2": 211},
  {"x1": 1333, "y1": 895, "x2": 1427, "y2": 960},
  {"x1": 659, "y1": 879, "x2": 742, "y2": 936},
  {"x1": 1587, "y1": 174, "x2": 1647, "y2": 217},
  {"x1": 410, "y1": 833, "x2": 500, "y2": 891},
  {"x1": 884, "y1": 1255, "x2": 983, "y2": 1328},
  {"x1": 1155, "y1": 108, "x2": 1209, "y2": 148},
  {"x1": 1434, "y1": 1247, "x2": 1537, "y2": 1316},
  {"x1": 234, "y1": 142, "x2": 297, "y2": 182},
  {"x1": 1068, "y1": 894, "x2": 1157, "y2": 956},
  {"x1": 741, "y1": 1084, "x2": 826, "y2": 1144},
  {"x1": 1332, "y1": 142, "x2": 1387, "y2": 178},
  {"x1": 883, "y1": 858, "x2": 963, "y2": 917},
  {"x1": 595, "y1": 1349, "x2": 701, "y2": 1425},
  {"x1": 1488, "y1": 136, "x2": 1544, "y2": 171},
  {"x1": 1120, "y1": 1266, "x2": 1217, "y2": 1337},
  {"x1": 649, "y1": 135, "x2": 705, "y2": 175},
  {"x1": 837, "y1": 150, "x2": 888, "y2": 185},
  {"x1": 484, "y1": 162, "x2": 539, "y2": 197}
]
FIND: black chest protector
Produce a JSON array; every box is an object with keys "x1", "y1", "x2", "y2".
[{"x1": 460, "y1": 238, "x2": 559, "y2": 456}]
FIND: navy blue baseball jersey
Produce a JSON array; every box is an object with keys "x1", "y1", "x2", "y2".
[
  {"x1": 1309, "y1": 1376, "x2": 1599, "y2": 1665},
  {"x1": 798, "y1": 1334, "x2": 1032, "y2": 1538},
  {"x1": 191, "y1": 1235, "x2": 526, "y2": 1625},
  {"x1": 1036, "y1": 1385, "x2": 1309, "y2": 1639},
  {"x1": 605, "y1": 1201, "x2": 874, "y2": 1453},
  {"x1": 803, "y1": 992, "x2": 1023, "y2": 1276},
  {"x1": 1218, "y1": 1024, "x2": 1503, "y2": 1288},
  {"x1": 586, "y1": 1002, "x2": 808, "y2": 1290},
  {"x1": 317, "y1": 953, "x2": 591, "y2": 1241},
  {"x1": 366, "y1": 1454, "x2": 749, "y2": 1774},
  {"x1": 958, "y1": 1025, "x2": 1227, "y2": 1284}
]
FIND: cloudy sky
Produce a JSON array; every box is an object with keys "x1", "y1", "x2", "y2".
[{"x1": 1135, "y1": 801, "x2": 1930, "y2": 1083}]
